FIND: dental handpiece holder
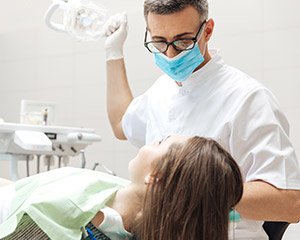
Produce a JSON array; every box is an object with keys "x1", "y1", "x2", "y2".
[
  {"x1": 0, "y1": 122, "x2": 101, "y2": 180},
  {"x1": 45, "y1": 0, "x2": 108, "y2": 41}
]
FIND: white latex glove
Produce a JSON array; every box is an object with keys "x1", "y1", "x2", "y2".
[{"x1": 102, "y1": 12, "x2": 128, "y2": 61}]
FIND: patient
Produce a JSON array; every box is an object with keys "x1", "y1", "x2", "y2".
[{"x1": 0, "y1": 135, "x2": 243, "y2": 240}]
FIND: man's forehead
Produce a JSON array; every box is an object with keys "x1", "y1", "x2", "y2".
[
  {"x1": 146, "y1": 6, "x2": 201, "y2": 26},
  {"x1": 146, "y1": 7, "x2": 201, "y2": 37}
]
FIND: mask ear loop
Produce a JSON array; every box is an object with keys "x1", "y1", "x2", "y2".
[{"x1": 196, "y1": 21, "x2": 207, "y2": 57}]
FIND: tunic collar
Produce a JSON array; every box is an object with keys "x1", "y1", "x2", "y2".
[{"x1": 176, "y1": 49, "x2": 224, "y2": 89}]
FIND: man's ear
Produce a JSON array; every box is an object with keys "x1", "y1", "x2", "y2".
[
  {"x1": 144, "y1": 174, "x2": 159, "y2": 185},
  {"x1": 204, "y1": 18, "x2": 214, "y2": 41}
]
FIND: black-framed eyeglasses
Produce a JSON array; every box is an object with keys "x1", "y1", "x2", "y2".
[{"x1": 144, "y1": 20, "x2": 207, "y2": 54}]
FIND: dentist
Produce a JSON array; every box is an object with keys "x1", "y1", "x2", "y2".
[{"x1": 103, "y1": 0, "x2": 300, "y2": 238}]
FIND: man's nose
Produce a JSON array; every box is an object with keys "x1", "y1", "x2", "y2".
[{"x1": 165, "y1": 45, "x2": 180, "y2": 58}]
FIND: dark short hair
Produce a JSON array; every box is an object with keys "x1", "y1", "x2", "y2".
[{"x1": 144, "y1": 0, "x2": 209, "y2": 21}]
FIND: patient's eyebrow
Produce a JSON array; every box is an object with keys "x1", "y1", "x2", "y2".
[{"x1": 159, "y1": 135, "x2": 171, "y2": 145}]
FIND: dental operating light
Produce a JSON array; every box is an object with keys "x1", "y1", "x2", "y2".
[{"x1": 45, "y1": 0, "x2": 108, "y2": 41}]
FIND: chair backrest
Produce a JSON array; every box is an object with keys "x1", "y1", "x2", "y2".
[{"x1": 263, "y1": 221, "x2": 290, "y2": 240}]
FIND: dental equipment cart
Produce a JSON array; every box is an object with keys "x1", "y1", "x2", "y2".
[{"x1": 0, "y1": 122, "x2": 101, "y2": 180}]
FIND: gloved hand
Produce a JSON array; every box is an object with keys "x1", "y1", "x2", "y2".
[{"x1": 102, "y1": 12, "x2": 128, "y2": 61}]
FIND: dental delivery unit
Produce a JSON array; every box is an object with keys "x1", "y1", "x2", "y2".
[{"x1": 0, "y1": 122, "x2": 101, "y2": 180}]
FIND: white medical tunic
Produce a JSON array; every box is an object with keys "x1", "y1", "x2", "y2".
[{"x1": 122, "y1": 50, "x2": 300, "y2": 239}]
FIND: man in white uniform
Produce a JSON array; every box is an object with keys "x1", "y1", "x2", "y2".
[{"x1": 103, "y1": 0, "x2": 300, "y2": 238}]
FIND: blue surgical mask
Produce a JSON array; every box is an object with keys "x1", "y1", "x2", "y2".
[{"x1": 154, "y1": 43, "x2": 204, "y2": 82}]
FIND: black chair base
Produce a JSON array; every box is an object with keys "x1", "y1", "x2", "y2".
[{"x1": 263, "y1": 221, "x2": 289, "y2": 240}]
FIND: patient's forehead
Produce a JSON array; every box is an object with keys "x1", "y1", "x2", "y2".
[
  {"x1": 162, "y1": 135, "x2": 190, "y2": 145},
  {"x1": 154, "y1": 135, "x2": 190, "y2": 156}
]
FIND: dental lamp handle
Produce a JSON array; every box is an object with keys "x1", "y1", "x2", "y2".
[{"x1": 44, "y1": 0, "x2": 68, "y2": 33}]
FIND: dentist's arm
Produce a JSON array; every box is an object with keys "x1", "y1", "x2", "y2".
[
  {"x1": 104, "y1": 13, "x2": 133, "y2": 139},
  {"x1": 236, "y1": 181, "x2": 300, "y2": 223}
]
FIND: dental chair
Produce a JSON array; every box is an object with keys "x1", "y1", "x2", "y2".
[
  {"x1": 263, "y1": 221, "x2": 290, "y2": 240},
  {"x1": 2, "y1": 215, "x2": 289, "y2": 240},
  {"x1": 1, "y1": 214, "x2": 130, "y2": 240}
]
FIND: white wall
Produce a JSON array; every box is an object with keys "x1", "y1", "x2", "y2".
[{"x1": 0, "y1": 0, "x2": 299, "y2": 238}]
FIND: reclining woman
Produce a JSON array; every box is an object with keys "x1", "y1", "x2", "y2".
[{"x1": 0, "y1": 135, "x2": 243, "y2": 240}]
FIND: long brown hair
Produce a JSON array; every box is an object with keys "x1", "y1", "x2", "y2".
[{"x1": 133, "y1": 136, "x2": 243, "y2": 240}]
